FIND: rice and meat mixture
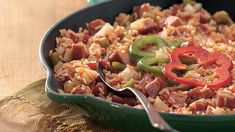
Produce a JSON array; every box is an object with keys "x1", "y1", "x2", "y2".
[{"x1": 49, "y1": 1, "x2": 235, "y2": 115}]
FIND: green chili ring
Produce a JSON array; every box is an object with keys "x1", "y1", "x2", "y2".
[
  {"x1": 129, "y1": 35, "x2": 168, "y2": 60},
  {"x1": 137, "y1": 57, "x2": 162, "y2": 74}
]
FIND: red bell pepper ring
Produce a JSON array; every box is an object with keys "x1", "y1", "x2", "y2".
[{"x1": 163, "y1": 46, "x2": 233, "y2": 88}]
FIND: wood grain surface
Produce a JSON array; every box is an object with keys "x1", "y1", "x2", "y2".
[{"x1": 0, "y1": 0, "x2": 87, "y2": 98}]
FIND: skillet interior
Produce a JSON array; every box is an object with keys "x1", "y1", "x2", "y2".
[{"x1": 39, "y1": 0, "x2": 235, "y2": 131}]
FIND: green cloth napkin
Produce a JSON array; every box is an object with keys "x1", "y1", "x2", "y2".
[{"x1": 0, "y1": 79, "x2": 116, "y2": 132}]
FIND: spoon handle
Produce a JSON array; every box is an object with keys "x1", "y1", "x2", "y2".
[{"x1": 126, "y1": 87, "x2": 179, "y2": 132}]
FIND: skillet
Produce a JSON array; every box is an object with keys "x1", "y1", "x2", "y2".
[{"x1": 39, "y1": 0, "x2": 235, "y2": 131}]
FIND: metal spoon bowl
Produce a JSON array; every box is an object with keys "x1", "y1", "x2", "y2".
[{"x1": 97, "y1": 62, "x2": 178, "y2": 132}]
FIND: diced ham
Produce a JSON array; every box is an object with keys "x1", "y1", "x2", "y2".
[
  {"x1": 69, "y1": 31, "x2": 79, "y2": 43},
  {"x1": 170, "y1": 92, "x2": 188, "y2": 107},
  {"x1": 132, "y1": 3, "x2": 151, "y2": 19},
  {"x1": 188, "y1": 86, "x2": 215, "y2": 100},
  {"x1": 205, "y1": 105, "x2": 214, "y2": 114},
  {"x1": 111, "y1": 95, "x2": 137, "y2": 106},
  {"x1": 160, "y1": 90, "x2": 188, "y2": 107},
  {"x1": 130, "y1": 18, "x2": 156, "y2": 34},
  {"x1": 216, "y1": 90, "x2": 235, "y2": 109},
  {"x1": 145, "y1": 77, "x2": 166, "y2": 98},
  {"x1": 199, "y1": 9, "x2": 211, "y2": 23},
  {"x1": 92, "y1": 82, "x2": 109, "y2": 97},
  {"x1": 138, "y1": 74, "x2": 154, "y2": 96},
  {"x1": 72, "y1": 44, "x2": 88, "y2": 60},
  {"x1": 189, "y1": 99, "x2": 213, "y2": 111},
  {"x1": 158, "y1": 16, "x2": 183, "y2": 30},
  {"x1": 165, "y1": 16, "x2": 183, "y2": 26},
  {"x1": 169, "y1": 4, "x2": 181, "y2": 15},
  {"x1": 80, "y1": 32, "x2": 90, "y2": 44},
  {"x1": 109, "y1": 49, "x2": 130, "y2": 64},
  {"x1": 86, "y1": 19, "x2": 106, "y2": 35}
]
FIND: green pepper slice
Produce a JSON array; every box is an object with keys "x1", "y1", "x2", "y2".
[
  {"x1": 112, "y1": 62, "x2": 126, "y2": 71},
  {"x1": 50, "y1": 51, "x2": 60, "y2": 65},
  {"x1": 137, "y1": 57, "x2": 162, "y2": 74},
  {"x1": 129, "y1": 35, "x2": 168, "y2": 60}
]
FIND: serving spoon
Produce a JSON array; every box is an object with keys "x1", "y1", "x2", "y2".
[{"x1": 97, "y1": 62, "x2": 178, "y2": 132}]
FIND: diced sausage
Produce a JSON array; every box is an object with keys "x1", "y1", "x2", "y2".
[
  {"x1": 216, "y1": 90, "x2": 235, "y2": 109},
  {"x1": 92, "y1": 82, "x2": 109, "y2": 97},
  {"x1": 111, "y1": 95, "x2": 136, "y2": 106},
  {"x1": 99, "y1": 59, "x2": 110, "y2": 70},
  {"x1": 145, "y1": 77, "x2": 166, "y2": 98},
  {"x1": 130, "y1": 18, "x2": 156, "y2": 34},
  {"x1": 86, "y1": 19, "x2": 106, "y2": 35},
  {"x1": 72, "y1": 44, "x2": 88, "y2": 60},
  {"x1": 109, "y1": 49, "x2": 130, "y2": 64}
]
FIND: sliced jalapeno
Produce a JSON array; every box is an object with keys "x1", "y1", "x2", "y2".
[{"x1": 129, "y1": 35, "x2": 168, "y2": 60}]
